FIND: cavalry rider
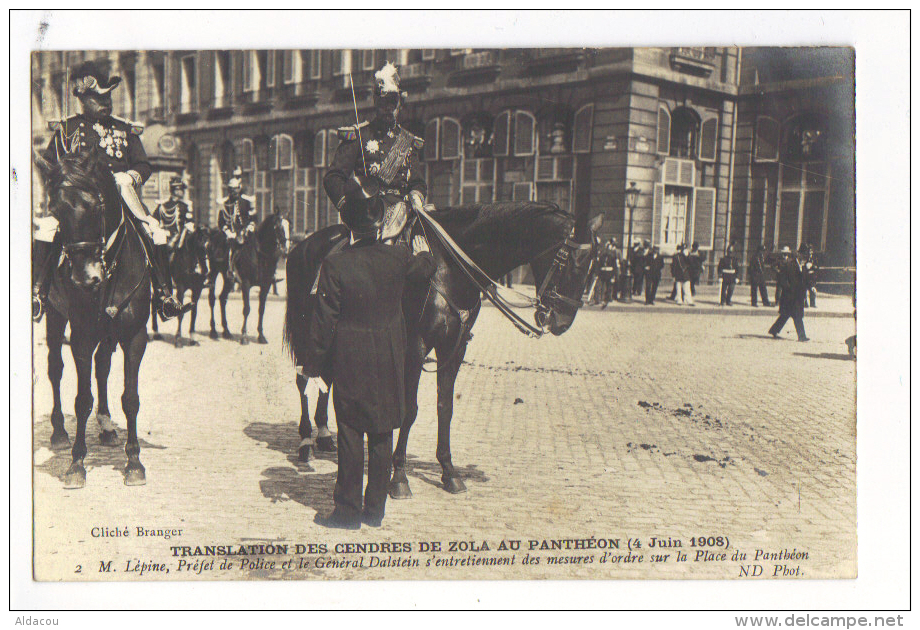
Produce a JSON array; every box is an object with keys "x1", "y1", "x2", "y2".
[
  {"x1": 323, "y1": 62, "x2": 427, "y2": 247},
  {"x1": 153, "y1": 176, "x2": 209, "y2": 286},
  {"x1": 217, "y1": 170, "x2": 257, "y2": 281},
  {"x1": 33, "y1": 60, "x2": 189, "y2": 322}
]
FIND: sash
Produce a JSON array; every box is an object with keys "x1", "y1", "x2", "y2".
[{"x1": 375, "y1": 129, "x2": 414, "y2": 185}]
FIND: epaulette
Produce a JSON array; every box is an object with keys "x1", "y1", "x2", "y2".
[
  {"x1": 337, "y1": 121, "x2": 369, "y2": 141},
  {"x1": 218, "y1": 196, "x2": 229, "y2": 205},
  {"x1": 405, "y1": 129, "x2": 424, "y2": 150},
  {"x1": 48, "y1": 115, "x2": 80, "y2": 133},
  {"x1": 110, "y1": 115, "x2": 144, "y2": 135},
  {"x1": 241, "y1": 194, "x2": 256, "y2": 203}
]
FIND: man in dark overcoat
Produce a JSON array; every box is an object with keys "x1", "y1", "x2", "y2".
[
  {"x1": 768, "y1": 248, "x2": 809, "y2": 342},
  {"x1": 749, "y1": 244, "x2": 771, "y2": 307},
  {"x1": 306, "y1": 181, "x2": 436, "y2": 529},
  {"x1": 644, "y1": 246, "x2": 664, "y2": 304}
]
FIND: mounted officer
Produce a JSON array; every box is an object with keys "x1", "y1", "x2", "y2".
[
  {"x1": 153, "y1": 176, "x2": 209, "y2": 285},
  {"x1": 33, "y1": 60, "x2": 189, "y2": 321},
  {"x1": 217, "y1": 170, "x2": 257, "y2": 281},
  {"x1": 323, "y1": 62, "x2": 428, "y2": 247}
]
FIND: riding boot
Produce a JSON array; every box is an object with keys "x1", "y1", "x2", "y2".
[
  {"x1": 32, "y1": 239, "x2": 57, "y2": 322},
  {"x1": 136, "y1": 227, "x2": 191, "y2": 321},
  {"x1": 198, "y1": 253, "x2": 211, "y2": 286}
]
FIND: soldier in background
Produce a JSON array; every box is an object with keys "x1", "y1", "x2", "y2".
[
  {"x1": 717, "y1": 244, "x2": 739, "y2": 306},
  {"x1": 217, "y1": 174, "x2": 257, "y2": 282},
  {"x1": 802, "y1": 242, "x2": 819, "y2": 308},
  {"x1": 687, "y1": 241, "x2": 704, "y2": 297},
  {"x1": 644, "y1": 246, "x2": 664, "y2": 305},
  {"x1": 670, "y1": 243, "x2": 694, "y2": 305},
  {"x1": 153, "y1": 177, "x2": 209, "y2": 286},
  {"x1": 749, "y1": 244, "x2": 772, "y2": 307},
  {"x1": 593, "y1": 238, "x2": 620, "y2": 308}
]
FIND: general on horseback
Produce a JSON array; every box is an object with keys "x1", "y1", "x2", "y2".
[{"x1": 32, "y1": 60, "x2": 191, "y2": 324}]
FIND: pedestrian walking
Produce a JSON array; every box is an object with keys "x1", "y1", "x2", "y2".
[
  {"x1": 749, "y1": 244, "x2": 772, "y2": 307},
  {"x1": 768, "y1": 246, "x2": 809, "y2": 342},
  {"x1": 670, "y1": 243, "x2": 694, "y2": 305},
  {"x1": 718, "y1": 244, "x2": 739, "y2": 306},
  {"x1": 306, "y1": 181, "x2": 437, "y2": 529},
  {"x1": 644, "y1": 246, "x2": 664, "y2": 304}
]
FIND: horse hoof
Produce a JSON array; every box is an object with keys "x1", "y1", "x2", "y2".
[
  {"x1": 388, "y1": 481, "x2": 413, "y2": 500},
  {"x1": 188, "y1": 339, "x2": 200, "y2": 347},
  {"x1": 50, "y1": 431, "x2": 70, "y2": 450},
  {"x1": 316, "y1": 436, "x2": 337, "y2": 452},
  {"x1": 151, "y1": 333, "x2": 163, "y2": 341},
  {"x1": 124, "y1": 465, "x2": 147, "y2": 486},
  {"x1": 63, "y1": 463, "x2": 86, "y2": 489},
  {"x1": 222, "y1": 331, "x2": 233, "y2": 340},
  {"x1": 99, "y1": 430, "x2": 119, "y2": 447},
  {"x1": 442, "y1": 476, "x2": 468, "y2": 494},
  {"x1": 257, "y1": 335, "x2": 268, "y2": 345},
  {"x1": 240, "y1": 336, "x2": 249, "y2": 346},
  {"x1": 209, "y1": 330, "x2": 219, "y2": 340},
  {"x1": 298, "y1": 445, "x2": 315, "y2": 462}
]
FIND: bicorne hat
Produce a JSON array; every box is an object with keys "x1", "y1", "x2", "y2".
[{"x1": 71, "y1": 60, "x2": 122, "y2": 97}]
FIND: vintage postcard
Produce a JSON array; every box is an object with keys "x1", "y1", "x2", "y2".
[{"x1": 27, "y1": 36, "x2": 859, "y2": 585}]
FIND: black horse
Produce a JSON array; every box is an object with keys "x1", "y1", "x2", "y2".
[
  {"x1": 229, "y1": 213, "x2": 290, "y2": 345},
  {"x1": 284, "y1": 201, "x2": 596, "y2": 496},
  {"x1": 206, "y1": 227, "x2": 234, "y2": 340},
  {"x1": 150, "y1": 224, "x2": 208, "y2": 347},
  {"x1": 34, "y1": 150, "x2": 152, "y2": 488}
]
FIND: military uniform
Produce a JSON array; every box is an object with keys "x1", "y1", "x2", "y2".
[
  {"x1": 217, "y1": 193, "x2": 257, "y2": 237},
  {"x1": 323, "y1": 118, "x2": 427, "y2": 238},
  {"x1": 717, "y1": 251, "x2": 739, "y2": 306},
  {"x1": 43, "y1": 113, "x2": 151, "y2": 181},
  {"x1": 749, "y1": 248, "x2": 772, "y2": 307},
  {"x1": 154, "y1": 189, "x2": 208, "y2": 280}
]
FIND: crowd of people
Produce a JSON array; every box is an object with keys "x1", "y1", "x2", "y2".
[{"x1": 586, "y1": 238, "x2": 821, "y2": 318}]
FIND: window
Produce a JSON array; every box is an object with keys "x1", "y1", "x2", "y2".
[
  {"x1": 536, "y1": 155, "x2": 573, "y2": 181},
  {"x1": 239, "y1": 139, "x2": 255, "y2": 172},
  {"x1": 292, "y1": 167, "x2": 320, "y2": 234},
  {"x1": 325, "y1": 129, "x2": 340, "y2": 167},
  {"x1": 122, "y1": 66, "x2": 137, "y2": 120},
  {"x1": 266, "y1": 51, "x2": 276, "y2": 88},
  {"x1": 333, "y1": 50, "x2": 352, "y2": 76},
  {"x1": 271, "y1": 134, "x2": 294, "y2": 170},
  {"x1": 460, "y1": 158, "x2": 494, "y2": 204},
  {"x1": 253, "y1": 171, "x2": 271, "y2": 221},
  {"x1": 573, "y1": 104, "x2": 593, "y2": 153},
  {"x1": 243, "y1": 51, "x2": 262, "y2": 92},
  {"x1": 179, "y1": 55, "x2": 197, "y2": 113},
  {"x1": 783, "y1": 113, "x2": 826, "y2": 163},
  {"x1": 309, "y1": 50, "x2": 322, "y2": 80},
  {"x1": 362, "y1": 50, "x2": 375, "y2": 71},
  {"x1": 492, "y1": 111, "x2": 510, "y2": 157},
  {"x1": 440, "y1": 118, "x2": 461, "y2": 160},
  {"x1": 424, "y1": 119, "x2": 439, "y2": 161},
  {"x1": 283, "y1": 50, "x2": 302, "y2": 85},
  {"x1": 513, "y1": 111, "x2": 536, "y2": 156},
  {"x1": 754, "y1": 116, "x2": 780, "y2": 162},
  {"x1": 422, "y1": 49, "x2": 436, "y2": 61},
  {"x1": 669, "y1": 107, "x2": 700, "y2": 159},
  {"x1": 214, "y1": 51, "x2": 231, "y2": 107},
  {"x1": 150, "y1": 60, "x2": 166, "y2": 114},
  {"x1": 698, "y1": 115, "x2": 718, "y2": 162},
  {"x1": 659, "y1": 186, "x2": 691, "y2": 250},
  {"x1": 656, "y1": 106, "x2": 670, "y2": 155},
  {"x1": 512, "y1": 182, "x2": 533, "y2": 201},
  {"x1": 313, "y1": 130, "x2": 327, "y2": 167}
]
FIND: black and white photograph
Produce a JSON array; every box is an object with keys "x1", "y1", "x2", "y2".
[{"x1": 10, "y1": 9, "x2": 910, "y2": 615}]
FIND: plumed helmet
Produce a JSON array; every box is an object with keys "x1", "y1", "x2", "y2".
[
  {"x1": 374, "y1": 62, "x2": 407, "y2": 105},
  {"x1": 227, "y1": 177, "x2": 243, "y2": 190},
  {"x1": 71, "y1": 60, "x2": 121, "y2": 97}
]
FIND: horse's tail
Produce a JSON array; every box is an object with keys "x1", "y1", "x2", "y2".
[
  {"x1": 282, "y1": 225, "x2": 349, "y2": 366},
  {"x1": 282, "y1": 238, "x2": 311, "y2": 366}
]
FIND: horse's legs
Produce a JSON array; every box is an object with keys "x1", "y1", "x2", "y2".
[
  {"x1": 313, "y1": 387, "x2": 334, "y2": 452},
  {"x1": 389, "y1": 340, "x2": 426, "y2": 499},
  {"x1": 220, "y1": 275, "x2": 232, "y2": 339},
  {"x1": 239, "y1": 283, "x2": 250, "y2": 345},
  {"x1": 120, "y1": 329, "x2": 147, "y2": 486},
  {"x1": 436, "y1": 343, "x2": 468, "y2": 494},
  {"x1": 256, "y1": 285, "x2": 268, "y2": 344},
  {"x1": 63, "y1": 331, "x2": 96, "y2": 489},
  {"x1": 208, "y1": 272, "x2": 219, "y2": 339},
  {"x1": 149, "y1": 299, "x2": 161, "y2": 340},
  {"x1": 187, "y1": 285, "x2": 201, "y2": 346},
  {"x1": 296, "y1": 374, "x2": 315, "y2": 462},
  {"x1": 94, "y1": 336, "x2": 119, "y2": 446},
  {"x1": 174, "y1": 284, "x2": 185, "y2": 348},
  {"x1": 46, "y1": 308, "x2": 69, "y2": 448}
]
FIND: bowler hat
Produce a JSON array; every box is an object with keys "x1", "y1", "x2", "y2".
[{"x1": 71, "y1": 60, "x2": 121, "y2": 97}]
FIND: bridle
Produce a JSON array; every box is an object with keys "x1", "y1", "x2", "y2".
[
  {"x1": 534, "y1": 236, "x2": 594, "y2": 326},
  {"x1": 57, "y1": 191, "x2": 115, "y2": 279}
]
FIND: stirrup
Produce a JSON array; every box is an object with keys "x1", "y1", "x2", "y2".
[
  {"x1": 157, "y1": 296, "x2": 191, "y2": 321},
  {"x1": 32, "y1": 295, "x2": 45, "y2": 323}
]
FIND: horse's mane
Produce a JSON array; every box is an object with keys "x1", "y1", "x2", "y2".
[{"x1": 427, "y1": 201, "x2": 572, "y2": 243}]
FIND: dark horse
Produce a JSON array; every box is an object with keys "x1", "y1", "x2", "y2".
[
  {"x1": 213, "y1": 214, "x2": 289, "y2": 345},
  {"x1": 206, "y1": 227, "x2": 233, "y2": 340},
  {"x1": 284, "y1": 201, "x2": 596, "y2": 496},
  {"x1": 150, "y1": 224, "x2": 208, "y2": 347},
  {"x1": 34, "y1": 150, "x2": 152, "y2": 488}
]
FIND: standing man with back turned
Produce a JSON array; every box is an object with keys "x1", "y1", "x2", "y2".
[{"x1": 306, "y1": 180, "x2": 436, "y2": 529}]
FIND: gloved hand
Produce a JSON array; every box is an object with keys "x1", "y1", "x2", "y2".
[
  {"x1": 412, "y1": 234, "x2": 429, "y2": 254},
  {"x1": 113, "y1": 171, "x2": 136, "y2": 189},
  {"x1": 409, "y1": 190, "x2": 425, "y2": 213}
]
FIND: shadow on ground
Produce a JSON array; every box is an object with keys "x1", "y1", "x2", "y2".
[
  {"x1": 33, "y1": 413, "x2": 167, "y2": 483},
  {"x1": 793, "y1": 352, "x2": 854, "y2": 362}
]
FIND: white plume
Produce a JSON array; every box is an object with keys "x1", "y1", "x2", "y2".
[{"x1": 374, "y1": 62, "x2": 400, "y2": 93}]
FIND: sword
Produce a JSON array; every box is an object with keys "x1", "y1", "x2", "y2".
[{"x1": 348, "y1": 72, "x2": 368, "y2": 177}]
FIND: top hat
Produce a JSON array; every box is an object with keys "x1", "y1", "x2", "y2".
[
  {"x1": 340, "y1": 178, "x2": 385, "y2": 237},
  {"x1": 71, "y1": 60, "x2": 121, "y2": 97},
  {"x1": 169, "y1": 176, "x2": 187, "y2": 190}
]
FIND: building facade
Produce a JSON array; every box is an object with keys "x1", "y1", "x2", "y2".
[{"x1": 31, "y1": 47, "x2": 854, "y2": 285}]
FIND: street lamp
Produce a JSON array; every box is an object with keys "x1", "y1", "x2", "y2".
[{"x1": 623, "y1": 181, "x2": 641, "y2": 302}]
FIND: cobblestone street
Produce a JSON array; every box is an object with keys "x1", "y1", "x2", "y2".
[{"x1": 32, "y1": 298, "x2": 856, "y2": 581}]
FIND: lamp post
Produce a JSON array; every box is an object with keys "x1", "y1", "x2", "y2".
[{"x1": 623, "y1": 181, "x2": 641, "y2": 302}]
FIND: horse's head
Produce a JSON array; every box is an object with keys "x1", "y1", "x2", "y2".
[
  {"x1": 534, "y1": 213, "x2": 601, "y2": 335},
  {"x1": 35, "y1": 151, "x2": 109, "y2": 291},
  {"x1": 263, "y1": 212, "x2": 290, "y2": 255}
]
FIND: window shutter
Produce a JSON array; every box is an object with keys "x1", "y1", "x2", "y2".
[
  {"x1": 325, "y1": 129, "x2": 340, "y2": 167},
  {"x1": 754, "y1": 116, "x2": 780, "y2": 162},
  {"x1": 269, "y1": 136, "x2": 279, "y2": 170},
  {"x1": 242, "y1": 52, "x2": 251, "y2": 92},
  {"x1": 651, "y1": 183, "x2": 664, "y2": 246},
  {"x1": 424, "y1": 119, "x2": 439, "y2": 161},
  {"x1": 313, "y1": 130, "x2": 326, "y2": 167},
  {"x1": 692, "y1": 187, "x2": 716, "y2": 249},
  {"x1": 441, "y1": 118, "x2": 461, "y2": 160},
  {"x1": 513, "y1": 182, "x2": 533, "y2": 201},
  {"x1": 573, "y1": 104, "x2": 593, "y2": 153},
  {"x1": 513, "y1": 111, "x2": 535, "y2": 156},
  {"x1": 492, "y1": 111, "x2": 509, "y2": 156},
  {"x1": 699, "y1": 116, "x2": 718, "y2": 162},
  {"x1": 279, "y1": 135, "x2": 293, "y2": 169},
  {"x1": 657, "y1": 106, "x2": 671, "y2": 155},
  {"x1": 678, "y1": 160, "x2": 695, "y2": 186}
]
